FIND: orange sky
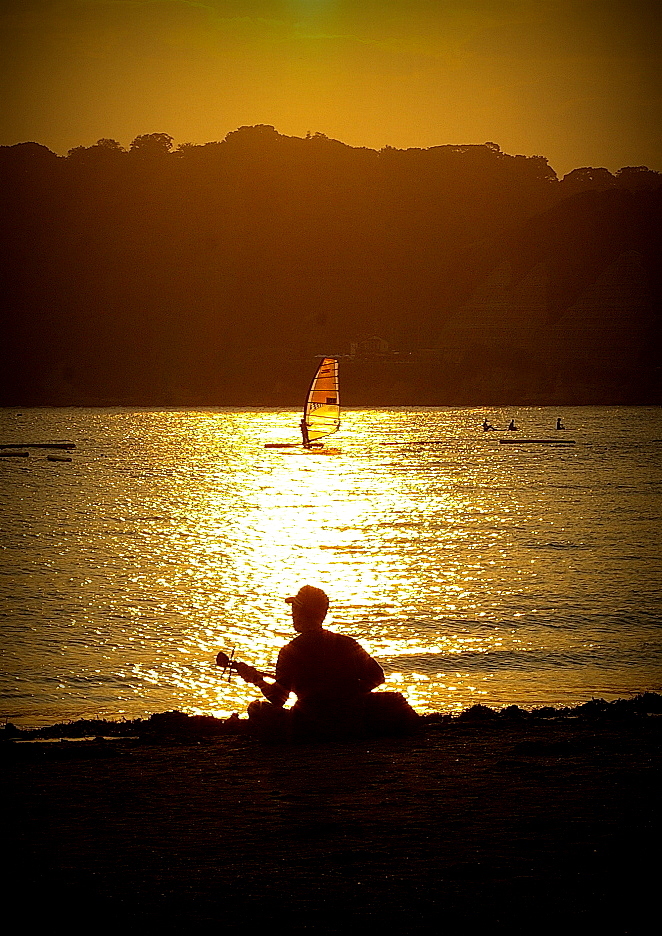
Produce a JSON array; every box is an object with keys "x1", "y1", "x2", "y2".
[{"x1": 1, "y1": 0, "x2": 660, "y2": 176}]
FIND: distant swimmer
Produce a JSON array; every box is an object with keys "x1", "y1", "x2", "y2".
[
  {"x1": 556, "y1": 417, "x2": 566, "y2": 430},
  {"x1": 482, "y1": 418, "x2": 496, "y2": 431},
  {"x1": 508, "y1": 419, "x2": 518, "y2": 431}
]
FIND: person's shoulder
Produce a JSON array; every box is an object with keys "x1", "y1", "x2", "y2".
[
  {"x1": 284, "y1": 632, "x2": 323, "y2": 652},
  {"x1": 321, "y1": 628, "x2": 356, "y2": 642},
  {"x1": 278, "y1": 635, "x2": 300, "y2": 657},
  {"x1": 289, "y1": 629, "x2": 362, "y2": 651},
  {"x1": 322, "y1": 630, "x2": 365, "y2": 651}
]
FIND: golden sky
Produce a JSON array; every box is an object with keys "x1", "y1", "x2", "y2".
[{"x1": 1, "y1": 0, "x2": 659, "y2": 175}]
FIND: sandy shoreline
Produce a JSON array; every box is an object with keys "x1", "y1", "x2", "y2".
[{"x1": 5, "y1": 697, "x2": 660, "y2": 933}]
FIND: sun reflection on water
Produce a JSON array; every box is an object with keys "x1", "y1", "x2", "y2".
[
  {"x1": 161, "y1": 408, "x2": 518, "y2": 717},
  {"x1": 2, "y1": 405, "x2": 660, "y2": 725}
]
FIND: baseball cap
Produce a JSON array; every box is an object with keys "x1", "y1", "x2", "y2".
[{"x1": 285, "y1": 585, "x2": 329, "y2": 616}]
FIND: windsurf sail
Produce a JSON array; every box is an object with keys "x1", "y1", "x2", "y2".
[{"x1": 301, "y1": 357, "x2": 340, "y2": 446}]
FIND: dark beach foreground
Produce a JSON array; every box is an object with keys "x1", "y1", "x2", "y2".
[{"x1": 5, "y1": 697, "x2": 661, "y2": 934}]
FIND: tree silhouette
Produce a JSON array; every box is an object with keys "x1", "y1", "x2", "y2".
[{"x1": 129, "y1": 133, "x2": 174, "y2": 156}]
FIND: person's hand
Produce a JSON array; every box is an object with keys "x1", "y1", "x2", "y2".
[{"x1": 234, "y1": 661, "x2": 261, "y2": 684}]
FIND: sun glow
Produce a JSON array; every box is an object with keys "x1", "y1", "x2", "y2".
[{"x1": 154, "y1": 407, "x2": 515, "y2": 716}]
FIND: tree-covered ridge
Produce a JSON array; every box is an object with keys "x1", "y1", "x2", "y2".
[
  {"x1": 13, "y1": 125, "x2": 660, "y2": 192},
  {"x1": 1, "y1": 127, "x2": 660, "y2": 405}
]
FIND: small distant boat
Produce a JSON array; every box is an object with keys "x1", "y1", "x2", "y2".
[{"x1": 265, "y1": 358, "x2": 340, "y2": 449}]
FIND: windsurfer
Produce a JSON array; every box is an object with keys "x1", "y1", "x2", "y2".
[
  {"x1": 300, "y1": 358, "x2": 340, "y2": 448},
  {"x1": 233, "y1": 585, "x2": 418, "y2": 740},
  {"x1": 300, "y1": 418, "x2": 311, "y2": 448}
]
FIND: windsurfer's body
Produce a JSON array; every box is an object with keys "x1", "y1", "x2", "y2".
[{"x1": 300, "y1": 418, "x2": 311, "y2": 448}]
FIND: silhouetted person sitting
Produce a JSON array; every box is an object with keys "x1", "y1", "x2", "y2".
[
  {"x1": 556, "y1": 417, "x2": 565, "y2": 430},
  {"x1": 234, "y1": 585, "x2": 418, "y2": 741},
  {"x1": 482, "y1": 418, "x2": 495, "y2": 431},
  {"x1": 508, "y1": 419, "x2": 518, "y2": 430}
]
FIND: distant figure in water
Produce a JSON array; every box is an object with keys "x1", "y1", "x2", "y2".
[
  {"x1": 482, "y1": 418, "x2": 495, "y2": 431},
  {"x1": 556, "y1": 417, "x2": 565, "y2": 430},
  {"x1": 508, "y1": 419, "x2": 518, "y2": 431},
  {"x1": 231, "y1": 585, "x2": 418, "y2": 741}
]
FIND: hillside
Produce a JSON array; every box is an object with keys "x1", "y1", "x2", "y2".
[{"x1": 1, "y1": 128, "x2": 660, "y2": 405}]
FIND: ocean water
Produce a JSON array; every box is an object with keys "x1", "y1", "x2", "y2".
[{"x1": 1, "y1": 406, "x2": 660, "y2": 728}]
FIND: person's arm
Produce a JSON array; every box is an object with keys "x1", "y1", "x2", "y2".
[
  {"x1": 360, "y1": 656, "x2": 385, "y2": 691},
  {"x1": 234, "y1": 662, "x2": 289, "y2": 706},
  {"x1": 352, "y1": 642, "x2": 385, "y2": 691}
]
